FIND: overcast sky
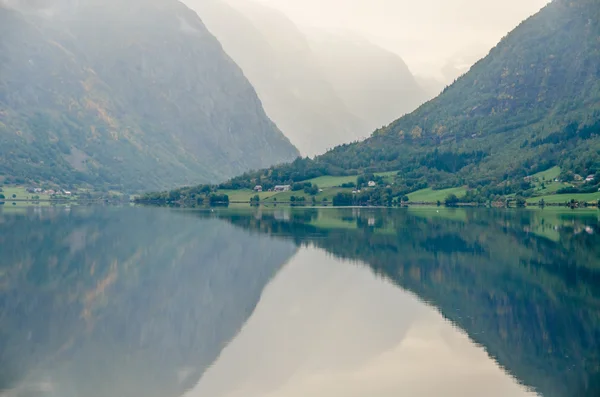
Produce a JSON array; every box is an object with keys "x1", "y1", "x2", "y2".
[{"x1": 256, "y1": 0, "x2": 551, "y2": 80}]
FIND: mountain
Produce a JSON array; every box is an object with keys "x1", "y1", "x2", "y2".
[
  {"x1": 197, "y1": 0, "x2": 600, "y2": 202},
  {"x1": 0, "y1": 0, "x2": 298, "y2": 191},
  {"x1": 308, "y1": 33, "x2": 429, "y2": 131},
  {"x1": 185, "y1": 0, "x2": 366, "y2": 156},
  {"x1": 321, "y1": 0, "x2": 600, "y2": 183}
]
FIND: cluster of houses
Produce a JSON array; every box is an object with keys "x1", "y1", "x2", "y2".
[
  {"x1": 253, "y1": 185, "x2": 291, "y2": 193},
  {"x1": 524, "y1": 174, "x2": 596, "y2": 184},
  {"x1": 26, "y1": 187, "x2": 72, "y2": 196},
  {"x1": 573, "y1": 174, "x2": 596, "y2": 183}
]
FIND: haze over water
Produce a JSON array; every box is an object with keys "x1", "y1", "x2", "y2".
[{"x1": 0, "y1": 206, "x2": 598, "y2": 397}]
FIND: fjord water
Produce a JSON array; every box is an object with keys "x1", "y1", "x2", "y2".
[{"x1": 0, "y1": 207, "x2": 598, "y2": 397}]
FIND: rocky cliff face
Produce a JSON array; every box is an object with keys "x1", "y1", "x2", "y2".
[{"x1": 0, "y1": 0, "x2": 299, "y2": 191}]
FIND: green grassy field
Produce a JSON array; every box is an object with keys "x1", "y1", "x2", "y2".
[
  {"x1": 303, "y1": 175, "x2": 358, "y2": 188},
  {"x1": 218, "y1": 189, "x2": 274, "y2": 202},
  {"x1": 1, "y1": 186, "x2": 51, "y2": 200},
  {"x1": 528, "y1": 166, "x2": 572, "y2": 196},
  {"x1": 527, "y1": 191, "x2": 600, "y2": 204},
  {"x1": 261, "y1": 187, "x2": 352, "y2": 203},
  {"x1": 407, "y1": 187, "x2": 468, "y2": 203},
  {"x1": 532, "y1": 166, "x2": 561, "y2": 181},
  {"x1": 302, "y1": 171, "x2": 400, "y2": 189}
]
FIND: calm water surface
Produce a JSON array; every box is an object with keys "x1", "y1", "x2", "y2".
[{"x1": 0, "y1": 206, "x2": 599, "y2": 397}]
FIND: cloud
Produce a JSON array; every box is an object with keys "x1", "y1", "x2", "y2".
[{"x1": 255, "y1": 0, "x2": 551, "y2": 80}]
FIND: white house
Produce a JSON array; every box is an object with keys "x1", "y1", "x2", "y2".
[
  {"x1": 586, "y1": 175, "x2": 595, "y2": 183},
  {"x1": 274, "y1": 185, "x2": 291, "y2": 192},
  {"x1": 368, "y1": 181, "x2": 376, "y2": 187},
  {"x1": 254, "y1": 185, "x2": 263, "y2": 192}
]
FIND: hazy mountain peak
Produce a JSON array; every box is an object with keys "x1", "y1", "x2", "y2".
[{"x1": 0, "y1": 0, "x2": 299, "y2": 189}]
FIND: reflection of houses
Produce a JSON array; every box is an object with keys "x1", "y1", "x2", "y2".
[
  {"x1": 274, "y1": 210, "x2": 291, "y2": 221},
  {"x1": 274, "y1": 185, "x2": 291, "y2": 192},
  {"x1": 253, "y1": 185, "x2": 263, "y2": 192}
]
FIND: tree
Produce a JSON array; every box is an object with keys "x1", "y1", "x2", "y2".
[
  {"x1": 333, "y1": 192, "x2": 353, "y2": 206},
  {"x1": 0, "y1": 194, "x2": 4, "y2": 200},
  {"x1": 11, "y1": 194, "x2": 16, "y2": 199},
  {"x1": 168, "y1": 190, "x2": 181, "y2": 202},
  {"x1": 401, "y1": 195, "x2": 409, "y2": 203},
  {"x1": 539, "y1": 198, "x2": 546, "y2": 207},
  {"x1": 444, "y1": 194, "x2": 460, "y2": 207},
  {"x1": 515, "y1": 196, "x2": 527, "y2": 208}
]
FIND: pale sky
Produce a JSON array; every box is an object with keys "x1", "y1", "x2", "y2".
[{"x1": 256, "y1": 0, "x2": 551, "y2": 80}]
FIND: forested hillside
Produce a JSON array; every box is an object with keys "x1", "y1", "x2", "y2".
[
  {"x1": 170, "y1": 0, "x2": 600, "y2": 203},
  {"x1": 0, "y1": 0, "x2": 298, "y2": 191}
]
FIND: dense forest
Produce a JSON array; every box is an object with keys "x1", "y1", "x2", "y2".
[{"x1": 146, "y1": 0, "x2": 600, "y2": 204}]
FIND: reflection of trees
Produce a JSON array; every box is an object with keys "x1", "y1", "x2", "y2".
[
  {"x1": 216, "y1": 208, "x2": 600, "y2": 397},
  {"x1": 0, "y1": 208, "x2": 296, "y2": 397}
]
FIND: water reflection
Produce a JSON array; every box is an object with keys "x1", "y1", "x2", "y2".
[
  {"x1": 188, "y1": 248, "x2": 534, "y2": 397},
  {"x1": 208, "y1": 207, "x2": 600, "y2": 397},
  {"x1": 0, "y1": 206, "x2": 599, "y2": 397},
  {"x1": 0, "y1": 207, "x2": 296, "y2": 397}
]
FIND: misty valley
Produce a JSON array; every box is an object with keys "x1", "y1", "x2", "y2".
[{"x1": 1, "y1": 0, "x2": 600, "y2": 395}]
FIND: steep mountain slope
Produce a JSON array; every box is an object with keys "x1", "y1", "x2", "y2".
[
  {"x1": 321, "y1": 0, "x2": 600, "y2": 182},
  {"x1": 185, "y1": 0, "x2": 368, "y2": 156},
  {"x1": 308, "y1": 34, "x2": 429, "y2": 130},
  {"x1": 0, "y1": 0, "x2": 298, "y2": 191},
  {"x1": 203, "y1": 0, "x2": 600, "y2": 201}
]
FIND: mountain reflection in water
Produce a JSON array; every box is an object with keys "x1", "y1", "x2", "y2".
[{"x1": 0, "y1": 206, "x2": 598, "y2": 397}]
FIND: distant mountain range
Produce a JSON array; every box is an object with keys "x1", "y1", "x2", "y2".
[
  {"x1": 206, "y1": 0, "x2": 600, "y2": 202},
  {"x1": 0, "y1": 0, "x2": 299, "y2": 191},
  {"x1": 308, "y1": 33, "x2": 429, "y2": 131},
  {"x1": 186, "y1": 0, "x2": 429, "y2": 156}
]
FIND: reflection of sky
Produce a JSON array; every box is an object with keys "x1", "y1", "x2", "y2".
[{"x1": 186, "y1": 247, "x2": 537, "y2": 397}]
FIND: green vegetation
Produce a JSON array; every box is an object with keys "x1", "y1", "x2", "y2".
[
  {"x1": 0, "y1": 2, "x2": 298, "y2": 192},
  {"x1": 303, "y1": 175, "x2": 358, "y2": 188},
  {"x1": 143, "y1": 0, "x2": 600, "y2": 207},
  {"x1": 407, "y1": 187, "x2": 468, "y2": 203},
  {"x1": 527, "y1": 191, "x2": 600, "y2": 204}
]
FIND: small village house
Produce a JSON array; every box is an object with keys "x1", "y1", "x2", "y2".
[
  {"x1": 586, "y1": 175, "x2": 595, "y2": 183},
  {"x1": 253, "y1": 185, "x2": 263, "y2": 192},
  {"x1": 274, "y1": 185, "x2": 291, "y2": 192}
]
